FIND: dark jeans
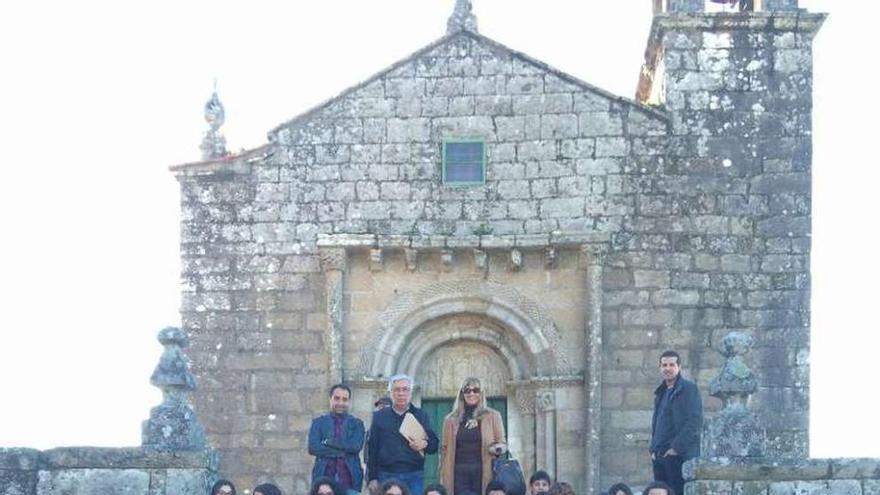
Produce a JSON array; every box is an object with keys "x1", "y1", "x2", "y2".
[
  {"x1": 652, "y1": 454, "x2": 685, "y2": 495},
  {"x1": 378, "y1": 470, "x2": 424, "y2": 495},
  {"x1": 454, "y1": 462, "x2": 482, "y2": 495}
]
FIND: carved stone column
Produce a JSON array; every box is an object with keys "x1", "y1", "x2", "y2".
[
  {"x1": 537, "y1": 390, "x2": 557, "y2": 478},
  {"x1": 581, "y1": 244, "x2": 606, "y2": 494},
  {"x1": 319, "y1": 248, "x2": 347, "y2": 384},
  {"x1": 513, "y1": 385, "x2": 538, "y2": 478}
]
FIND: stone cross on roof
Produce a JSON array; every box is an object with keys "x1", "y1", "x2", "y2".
[{"x1": 447, "y1": 0, "x2": 478, "y2": 34}]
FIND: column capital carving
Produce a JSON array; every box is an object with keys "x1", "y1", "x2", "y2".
[
  {"x1": 319, "y1": 247, "x2": 347, "y2": 272},
  {"x1": 579, "y1": 243, "x2": 608, "y2": 270},
  {"x1": 537, "y1": 390, "x2": 556, "y2": 412}
]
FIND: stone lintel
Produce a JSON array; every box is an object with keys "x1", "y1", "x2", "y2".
[
  {"x1": 650, "y1": 11, "x2": 826, "y2": 41},
  {"x1": 316, "y1": 233, "x2": 610, "y2": 250}
]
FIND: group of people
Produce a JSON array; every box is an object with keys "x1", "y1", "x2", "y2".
[{"x1": 209, "y1": 350, "x2": 703, "y2": 495}]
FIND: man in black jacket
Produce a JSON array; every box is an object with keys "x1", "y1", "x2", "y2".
[
  {"x1": 650, "y1": 350, "x2": 703, "y2": 495},
  {"x1": 366, "y1": 374, "x2": 439, "y2": 495}
]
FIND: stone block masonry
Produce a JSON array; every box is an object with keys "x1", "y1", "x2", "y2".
[{"x1": 172, "y1": 7, "x2": 825, "y2": 492}]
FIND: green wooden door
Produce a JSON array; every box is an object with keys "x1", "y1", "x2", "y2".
[
  {"x1": 421, "y1": 398, "x2": 508, "y2": 487},
  {"x1": 422, "y1": 399, "x2": 454, "y2": 487}
]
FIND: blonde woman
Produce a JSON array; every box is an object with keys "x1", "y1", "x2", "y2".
[{"x1": 439, "y1": 378, "x2": 507, "y2": 495}]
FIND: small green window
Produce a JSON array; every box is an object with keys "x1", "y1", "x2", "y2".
[{"x1": 442, "y1": 139, "x2": 486, "y2": 185}]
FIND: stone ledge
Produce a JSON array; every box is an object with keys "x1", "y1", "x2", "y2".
[
  {"x1": 684, "y1": 458, "x2": 880, "y2": 482},
  {"x1": 0, "y1": 447, "x2": 219, "y2": 471},
  {"x1": 652, "y1": 12, "x2": 827, "y2": 34},
  {"x1": 316, "y1": 232, "x2": 611, "y2": 249},
  {"x1": 0, "y1": 448, "x2": 41, "y2": 470}
]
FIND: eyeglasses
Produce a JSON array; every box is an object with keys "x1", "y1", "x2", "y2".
[{"x1": 462, "y1": 387, "x2": 481, "y2": 394}]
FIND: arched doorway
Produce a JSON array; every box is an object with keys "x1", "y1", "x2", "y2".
[{"x1": 410, "y1": 315, "x2": 515, "y2": 485}]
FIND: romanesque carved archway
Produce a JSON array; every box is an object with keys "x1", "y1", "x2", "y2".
[{"x1": 360, "y1": 277, "x2": 572, "y2": 379}]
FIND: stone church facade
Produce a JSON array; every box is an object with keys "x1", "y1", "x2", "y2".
[{"x1": 171, "y1": 1, "x2": 823, "y2": 493}]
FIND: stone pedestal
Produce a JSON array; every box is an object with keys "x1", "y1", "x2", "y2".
[{"x1": 142, "y1": 327, "x2": 207, "y2": 451}]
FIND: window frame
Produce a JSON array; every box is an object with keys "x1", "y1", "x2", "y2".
[{"x1": 441, "y1": 138, "x2": 487, "y2": 186}]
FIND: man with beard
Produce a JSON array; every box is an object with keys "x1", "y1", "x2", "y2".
[
  {"x1": 649, "y1": 351, "x2": 703, "y2": 495},
  {"x1": 309, "y1": 384, "x2": 366, "y2": 495}
]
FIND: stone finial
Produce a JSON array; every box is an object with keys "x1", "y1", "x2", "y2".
[
  {"x1": 710, "y1": 332, "x2": 758, "y2": 408},
  {"x1": 702, "y1": 331, "x2": 766, "y2": 459},
  {"x1": 142, "y1": 327, "x2": 207, "y2": 451},
  {"x1": 199, "y1": 88, "x2": 228, "y2": 161},
  {"x1": 447, "y1": 0, "x2": 478, "y2": 34}
]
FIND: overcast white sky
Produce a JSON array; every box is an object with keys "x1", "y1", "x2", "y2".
[{"x1": 0, "y1": 1, "x2": 876, "y2": 457}]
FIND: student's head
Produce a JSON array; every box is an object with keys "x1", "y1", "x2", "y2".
[
  {"x1": 381, "y1": 480, "x2": 412, "y2": 495},
  {"x1": 643, "y1": 481, "x2": 675, "y2": 495},
  {"x1": 485, "y1": 480, "x2": 507, "y2": 495},
  {"x1": 329, "y1": 383, "x2": 352, "y2": 414},
  {"x1": 458, "y1": 377, "x2": 485, "y2": 408},
  {"x1": 310, "y1": 477, "x2": 342, "y2": 495},
  {"x1": 529, "y1": 471, "x2": 552, "y2": 494},
  {"x1": 253, "y1": 483, "x2": 282, "y2": 495},
  {"x1": 607, "y1": 483, "x2": 633, "y2": 495},
  {"x1": 211, "y1": 479, "x2": 236, "y2": 495},
  {"x1": 387, "y1": 374, "x2": 414, "y2": 410},
  {"x1": 658, "y1": 350, "x2": 682, "y2": 383},
  {"x1": 552, "y1": 482, "x2": 574, "y2": 495},
  {"x1": 424, "y1": 484, "x2": 448, "y2": 495}
]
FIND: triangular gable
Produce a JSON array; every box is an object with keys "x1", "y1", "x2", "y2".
[{"x1": 267, "y1": 30, "x2": 668, "y2": 145}]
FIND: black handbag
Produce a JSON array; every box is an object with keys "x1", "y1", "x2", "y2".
[{"x1": 491, "y1": 453, "x2": 526, "y2": 495}]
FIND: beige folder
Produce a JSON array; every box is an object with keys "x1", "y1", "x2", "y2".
[{"x1": 399, "y1": 412, "x2": 427, "y2": 457}]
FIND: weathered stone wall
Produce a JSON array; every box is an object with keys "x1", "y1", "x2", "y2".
[
  {"x1": 0, "y1": 448, "x2": 217, "y2": 495},
  {"x1": 684, "y1": 458, "x2": 880, "y2": 495},
  {"x1": 598, "y1": 12, "x2": 824, "y2": 487},
  {"x1": 173, "y1": 10, "x2": 823, "y2": 491}
]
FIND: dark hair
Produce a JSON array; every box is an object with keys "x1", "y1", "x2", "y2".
[
  {"x1": 642, "y1": 481, "x2": 675, "y2": 495},
  {"x1": 211, "y1": 479, "x2": 236, "y2": 495},
  {"x1": 553, "y1": 482, "x2": 574, "y2": 495},
  {"x1": 381, "y1": 479, "x2": 413, "y2": 495},
  {"x1": 253, "y1": 483, "x2": 283, "y2": 495},
  {"x1": 424, "y1": 483, "x2": 448, "y2": 495},
  {"x1": 374, "y1": 396, "x2": 392, "y2": 408},
  {"x1": 329, "y1": 383, "x2": 352, "y2": 397},
  {"x1": 659, "y1": 350, "x2": 681, "y2": 366},
  {"x1": 607, "y1": 482, "x2": 633, "y2": 495},
  {"x1": 529, "y1": 471, "x2": 552, "y2": 486},
  {"x1": 485, "y1": 481, "x2": 506, "y2": 495},
  {"x1": 310, "y1": 477, "x2": 343, "y2": 495}
]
